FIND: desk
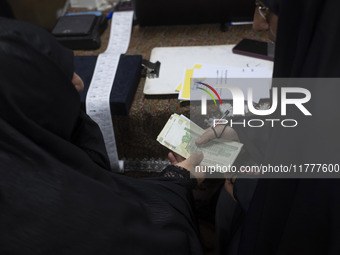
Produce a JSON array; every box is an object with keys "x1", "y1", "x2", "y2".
[{"x1": 74, "y1": 22, "x2": 269, "y2": 160}]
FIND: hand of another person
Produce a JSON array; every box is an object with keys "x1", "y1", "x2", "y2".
[
  {"x1": 195, "y1": 124, "x2": 240, "y2": 145},
  {"x1": 168, "y1": 152, "x2": 185, "y2": 165},
  {"x1": 225, "y1": 166, "x2": 259, "y2": 201},
  {"x1": 72, "y1": 72, "x2": 84, "y2": 92},
  {"x1": 225, "y1": 178, "x2": 236, "y2": 201},
  {"x1": 168, "y1": 151, "x2": 205, "y2": 183}
]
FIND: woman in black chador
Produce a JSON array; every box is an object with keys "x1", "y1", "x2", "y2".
[
  {"x1": 0, "y1": 18, "x2": 204, "y2": 255},
  {"x1": 209, "y1": 0, "x2": 340, "y2": 254}
]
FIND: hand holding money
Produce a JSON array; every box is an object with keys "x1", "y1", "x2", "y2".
[
  {"x1": 157, "y1": 114, "x2": 243, "y2": 170},
  {"x1": 168, "y1": 151, "x2": 205, "y2": 183}
]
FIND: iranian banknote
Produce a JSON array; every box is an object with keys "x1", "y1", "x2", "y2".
[{"x1": 157, "y1": 114, "x2": 243, "y2": 167}]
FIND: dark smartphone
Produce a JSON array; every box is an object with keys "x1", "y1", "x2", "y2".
[{"x1": 232, "y1": 38, "x2": 275, "y2": 61}]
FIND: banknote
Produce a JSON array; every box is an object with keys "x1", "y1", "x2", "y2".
[{"x1": 157, "y1": 114, "x2": 243, "y2": 167}]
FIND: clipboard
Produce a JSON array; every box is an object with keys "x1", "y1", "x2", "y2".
[{"x1": 143, "y1": 44, "x2": 273, "y2": 95}]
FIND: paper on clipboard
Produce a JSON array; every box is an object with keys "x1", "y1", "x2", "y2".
[
  {"x1": 178, "y1": 64, "x2": 273, "y2": 103},
  {"x1": 177, "y1": 64, "x2": 202, "y2": 100},
  {"x1": 143, "y1": 45, "x2": 273, "y2": 95}
]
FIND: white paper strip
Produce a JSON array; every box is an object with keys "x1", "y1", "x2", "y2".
[{"x1": 86, "y1": 11, "x2": 134, "y2": 172}]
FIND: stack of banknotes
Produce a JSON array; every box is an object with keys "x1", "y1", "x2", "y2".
[{"x1": 157, "y1": 114, "x2": 243, "y2": 167}]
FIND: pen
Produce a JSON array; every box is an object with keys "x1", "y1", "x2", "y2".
[
  {"x1": 227, "y1": 21, "x2": 254, "y2": 26},
  {"x1": 214, "y1": 110, "x2": 230, "y2": 126},
  {"x1": 212, "y1": 110, "x2": 230, "y2": 138},
  {"x1": 107, "y1": 10, "x2": 114, "y2": 19}
]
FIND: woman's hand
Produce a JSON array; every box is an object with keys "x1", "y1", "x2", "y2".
[
  {"x1": 168, "y1": 152, "x2": 185, "y2": 165},
  {"x1": 195, "y1": 125, "x2": 240, "y2": 145},
  {"x1": 225, "y1": 166, "x2": 259, "y2": 201},
  {"x1": 225, "y1": 178, "x2": 237, "y2": 201},
  {"x1": 195, "y1": 125, "x2": 240, "y2": 196},
  {"x1": 168, "y1": 151, "x2": 205, "y2": 184},
  {"x1": 72, "y1": 72, "x2": 84, "y2": 92}
]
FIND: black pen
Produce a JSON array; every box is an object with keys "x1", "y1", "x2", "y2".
[
  {"x1": 212, "y1": 110, "x2": 230, "y2": 138},
  {"x1": 214, "y1": 110, "x2": 230, "y2": 126}
]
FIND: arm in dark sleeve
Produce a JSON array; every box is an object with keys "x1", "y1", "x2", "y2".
[
  {"x1": 71, "y1": 110, "x2": 111, "y2": 170},
  {"x1": 231, "y1": 116, "x2": 265, "y2": 212},
  {"x1": 157, "y1": 165, "x2": 198, "y2": 189}
]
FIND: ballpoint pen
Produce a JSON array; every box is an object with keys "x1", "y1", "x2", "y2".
[
  {"x1": 214, "y1": 110, "x2": 230, "y2": 126},
  {"x1": 212, "y1": 110, "x2": 230, "y2": 138}
]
